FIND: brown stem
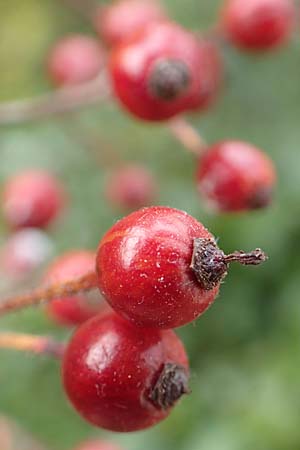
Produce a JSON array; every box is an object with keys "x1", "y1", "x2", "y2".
[
  {"x1": 191, "y1": 238, "x2": 268, "y2": 290},
  {"x1": 168, "y1": 117, "x2": 207, "y2": 156},
  {"x1": 0, "y1": 271, "x2": 97, "y2": 317},
  {"x1": 0, "y1": 332, "x2": 65, "y2": 358},
  {"x1": 61, "y1": 0, "x2": 96, "y2": 21},
  {"x1": 0, "y1": 72, "x2": 110, "y2": 126}
]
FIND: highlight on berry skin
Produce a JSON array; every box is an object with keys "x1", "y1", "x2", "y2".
[
  {"x1": 47, "y1": 34, "x2": 106, "y2": 86},
  {"x1": 62, "y1": 312, "x2": 190, "y2": 432},
  {"x1": 1, "y1": 170, "x2": 66, "y2": 230},
  {"x1": 44, "y1": 250, "x2": 108, "y2": 327},
  {"x1": 95, "y1": 0, "x2": 167, "y2": 47},
  {"x1": 105, "y1": 164, "x2": 157, "y2": 210},
  {"x1": 221, "y1": 0, "x2": 295, "y2": 51},
  {"x1": 196, "y1": 140, "x2": 276, "y2": 213},
  {"x1": 110, "y1": 21, "x2": 222, "y2": 121}
]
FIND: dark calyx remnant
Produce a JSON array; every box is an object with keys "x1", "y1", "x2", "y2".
[
  {"x1": 148, "y1": 59, "x2": 191, "y2": 101},
  {"x1": 248, "y1": 186, "x2": 273, "y2": 210},
  {"x1": 190, "y1": 238, "x2": 268, "y2": 291},
  {"x1": 150, "y1": 363, "x2": 190, "y2": 410}
]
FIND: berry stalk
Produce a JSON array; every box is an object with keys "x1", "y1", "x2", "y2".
[
  {"x1": 168, "y1": 117, "x2": 207, "y2": 156},
  {"x1": 0, "y1": 271, "x2": 97, "y2": 317},
  {"x1": 0, "y1": 332, "x2": 65, "y2": 358}
]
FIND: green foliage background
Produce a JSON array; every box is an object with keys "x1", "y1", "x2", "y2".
[{"x1": 0, "y1": 0, "x2": 299, "y2": 449}]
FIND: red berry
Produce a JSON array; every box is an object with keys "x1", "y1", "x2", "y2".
[
  {"x1": 95, "y1": 0, "x2": 166, "y2": 47},
  {"x1": 63, "y1": 313, "x2": 189, "y2": 431},
  {"x1": 105, "y1": 164, "x2": 157, "y2": 210},
  {"x1": 0, "y1": 229, "x2": 54, "y2": 279},
  {"x1": 45, "y1": 251, "x2": 108, "y2": 327},
  {"x1": 221, "y1": 0, "x2": 295, "y2": 51},
  {"x1": 96, "y1": 206, "x2": 219, "y2": 328},
  {"x1": 196, "y1": 140, "x2": 276, "y2": 212},
  {"x1": 74, "y1": 441, "x2": 122, "y2": 450},
  {"x1": 48, "y1": 34, "x2": 105, "y2": 86},
  {"x1": 110, "y1": 22, "x2": 212, "y2": 121},
  {"x1": 2, "y1": 170, "x2": 65, "y2": 230}
]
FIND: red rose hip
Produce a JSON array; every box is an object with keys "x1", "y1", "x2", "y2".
[
  {"x1": 96, "y1": 206, "x2": 266, "y2": 328},
  {"x1": 105, "y1": 164, "x2": 157, "y2": 210},
  {"x1": 95, "y1": 0, "x2": 166, "y2": 47},
  {"x1": 110, "y1": 22, "x2": 212, "y2": 121},
  {"x1": 45, "y1": 251, "x2": 107, "y2": 327},
  {"x1": 2, "y1": 170, "x2": 65, "y2": 230},
  {"x1": 63, "y1": 313, "x2": 189, "y2": 431},
  {"x1": 48, "y1": 34, "x2": 105, "y2": 86},
  {"x1": 221, "y1": 0, "x2": 295, "y2": 51},
  {"x1": 196, "y1": 140, "x2": 276, "y2": 212}
]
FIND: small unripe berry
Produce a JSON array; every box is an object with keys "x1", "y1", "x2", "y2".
[
  {"x1": 47, "y1": 34, "x2": 105, "y2": 86},
  {"x1": 63, "y1": 313, "x2": 189, "y2": 431},
  {"x1": 2, "y1": 170, "x2": 65, "y2": 230},
  {"x1": 0, "y1": 229, "x2": 54, "y2": 279},
  {"x1": 105, "y1": 164, "x2": 157, "y2": 210},
  {"x1": 45, "y1": 251, "x2": 108, "y2": 327},
  {"x1": 196, "y1": 140, "x2": 276, "y2": 212},
  {"x1": 221, "y1": 0, "x2": 295, "y2": 51},
  {"x1": 110, "y1": 22, "x2": 211, "y2": 121},
  {"x1": 95, "y1": 0, "x2": 166, "y2": 47},
  {"x1": 74, "y1": 441, "x2": 123, "y2": 450}
]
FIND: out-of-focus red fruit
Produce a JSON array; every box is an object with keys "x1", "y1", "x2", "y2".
[
  {"x1": 196, "y1": 140, "x2": 276, "y2": 212},
  {"x1": 221, "y1": 0, "x2": 295, "y2": 51},
  {"x1": 47, "y1": 34, "x2": 105, "y2": 86},
  {"x1": 2, "y1": 170, "x2": 65, "y2": 230},
  {"x1": 105, "y1": 164, "x2": 157, "y2": 210},
  {"x1": 95, "y1": 0, "x2": 166, "y2": 47},
  {"x1": 45, "y1": 251, "x2": 109, "y2": 327},
  {"x1": 110, "y1": 21, "x2": 213, "y2": 121}
]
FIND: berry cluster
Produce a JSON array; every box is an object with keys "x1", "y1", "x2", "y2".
[{"x1": 0, "y1": 0, "x2": 294, "y2": 446}]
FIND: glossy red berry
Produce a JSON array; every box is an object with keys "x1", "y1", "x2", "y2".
[
  {"x1": 63, "y1": 313, "x2": 189, "y2": 431},
  {"x1": 95, "y1": 0, "x2": 166, "y2": 47},
  {"x1": 196, "y1": 140, "x2": 276, "y2": 212},
  {"x1": 45, "y1": 251, "x2": 108, "y2": 327},
  {"x1": 105, "y1": 164, "x2": 157, "y2": 210},
  {"x1": 2, "y1": 170, "x2": 65, "y2": 230},
  {"x1": 74, "y1": 441, "x2": 123, "y2": 450},
  {"x1": 110, "y1": 22, "x2": 213, "y2": 121},
  {"x1": 96, "y1": 206, "x2": 219, "y2": 328},
  {"x1": 0, "y1": 229, "x2": 54, "y2": 279},
  {"x1": 48, "y1": 34, "x2": 105, "y2": 86},
  {"x1": 221, "y1": 0, "x2": 295, "y2": 51}
]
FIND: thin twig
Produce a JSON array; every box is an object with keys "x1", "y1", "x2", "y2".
[
  {"x1": 0, "y1": 332, "x2": 65, "y2": 358},
  {"x1": 0, "y1": 72, "x2": 111, "y2": 125},
  {"x1": 168, "y1": 117, "x2": 207, "y2": 157},
  {"x1": 0, "y1": 271, "x2": 97, "y2": 317},
  {"x1": 61, "y1": 0, "x2": 96, "y2": 21}
]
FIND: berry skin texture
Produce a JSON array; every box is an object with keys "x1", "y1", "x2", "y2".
[
  {"x1": 48, "y1": 34, "x2": 105, "y2": 86},
  {"x1": 63, "y1": 313, "x2": 189, "y2": 432},
  {"x1": 96, "y1": 206, "x2": 219, "y2": 329},
  {"x1": 110, "y1": 22, "x2": 213, "y2": 121},
  {"x1": 95, "y1": 0, "x2": 166, "y2": 47},
  {"x1": 2, "y1": 170, "x2": 65, "y2": 230},
  {"x1": 196, "y1": 140, "x2": 276, "y2": 212},
  {"x1": 222, "y1": 0, "x2": 295, "y2": 51},
  {"x1": 105, "y1": 164, "x2": 157, "y2": 210},
  {"x1": 45, "y1": 251, "x2": 108, "y2": 327},
  {"x1": 74, "y1": 441, "x2": 123, "y2": 450}
]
